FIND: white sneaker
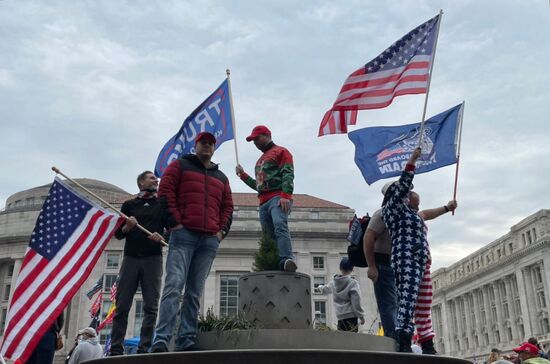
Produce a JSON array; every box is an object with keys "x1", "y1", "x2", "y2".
[{"x1": 283, "y1": 259, "x2": 297, "y2": 272}]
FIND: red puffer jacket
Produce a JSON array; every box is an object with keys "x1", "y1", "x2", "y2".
[{"x1": 159, "y1": 154, "x2": 233, "y2": 235}]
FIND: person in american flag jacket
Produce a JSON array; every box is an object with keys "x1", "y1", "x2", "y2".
[
  {"x1": 236, "y1": 125, "x2": 297, "y2": 272},
  {"x1": 381, "y1": 147, "x2": 456, "y2": 352}
]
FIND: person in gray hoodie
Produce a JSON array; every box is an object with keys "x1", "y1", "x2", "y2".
[
  {"x1": 315, "y1": 257, "x2": 365, "y2": 332},
  {"x1": 68, "y1": 327, "x2": 103, "y2": 364}
]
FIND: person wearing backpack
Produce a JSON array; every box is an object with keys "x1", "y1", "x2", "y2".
[{"x1": 363, "y1": 208, "x2": 396, "y2": 341}]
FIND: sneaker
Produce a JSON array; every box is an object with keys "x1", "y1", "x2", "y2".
[
  {"x1": 283, "y1": 259, "x2": 297, "y2": 272},
  {"x1": 151, "y1": 342, "x2": 168, "y2": 353}
]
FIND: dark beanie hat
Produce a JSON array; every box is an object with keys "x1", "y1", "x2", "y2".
[{"x1": 340, "y1": 257, "x2": 354, "y2": 271}]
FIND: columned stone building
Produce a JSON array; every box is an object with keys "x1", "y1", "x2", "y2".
[
  {"x1": 432, "y1": 209, "x2": 550, "y2": 361},
  {"x1": 0, "y1": 178, "x2": 378, "y2": 360}
]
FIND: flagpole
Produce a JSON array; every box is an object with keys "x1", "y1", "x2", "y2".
[
  {"x1": 451, "y1": 101, "x2": 465, "y2": 216},
  {"x1": 418, "y1": 9, "x2": 444, "y2": 148},
  {"x1": 51, "y1": 167, "x2": 168, "y2": 246},
  {"x1": 226, "y1": 69, "x2": 240, "y2": 166}
]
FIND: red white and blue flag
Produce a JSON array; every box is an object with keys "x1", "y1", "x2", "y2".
[
  {"x1": 0, "y1": 177, "x2": 124, "y2": 362},
  {"x1": 318, "y1": 14, "x2": 440, "y2": 136}
]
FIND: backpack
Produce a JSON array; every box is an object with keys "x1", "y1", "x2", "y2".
[{"x1": 346, "y1": 213, "x2": 370, "y2": 267}]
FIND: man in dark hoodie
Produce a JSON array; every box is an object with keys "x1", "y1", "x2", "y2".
[
  {"x1": 151, "y1": 131, "x2": 234, "y2": 353},
  {"x1": 315, "y1": 257, "x2": 365, "y2": 332},
  {"x1": 109, "y1": 171, "x2": 165, "y2": 356}
]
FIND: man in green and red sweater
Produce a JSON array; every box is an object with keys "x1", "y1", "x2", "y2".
[{"x1": 236, "y1": 125, "x2": 297, "y2": 272}]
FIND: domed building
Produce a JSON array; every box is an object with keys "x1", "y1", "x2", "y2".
[{"x1": 0, "y1": 178, "x2": 378, "y2": 360}]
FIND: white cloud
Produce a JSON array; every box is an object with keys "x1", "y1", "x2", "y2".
[{"x1": 1, "y1": 1, "x2": 549, "y2": 269}]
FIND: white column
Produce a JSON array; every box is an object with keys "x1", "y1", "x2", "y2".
[
  {"x1": 472, "y1": 289, "x2": 483, "y2": 348},
  {"x1": 493, "y1": 281, "x2": 506, "y2": 344},
  {"x1": 504, "y1": 277, "x2": 518, "y2": 340},
  {"x1": 440, "y1": 298, "x2": 451, "y2": 354},
  {"x1": 482, "y1": 286, "x2": 495, "y2": 345},
  {"x1": 516, "y1": 268, "x2": 533, "y2": 335}
]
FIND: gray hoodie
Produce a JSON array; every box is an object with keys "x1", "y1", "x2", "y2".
[
  {"x1": 68, "y1": 337, "x2": 103, "y2": 364},
  {"x1": 318, "y1": 274, "x2": 365, "y2": 320}
]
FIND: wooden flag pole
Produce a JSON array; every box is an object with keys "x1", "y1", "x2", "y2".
[
  {"x1": 418, "y1": 9, "x2": 444, "y2": 148},
  {"x1": 226, "y1": 69, "x2": 240, "y2": 166},
  {"x1": 51, "y1": 167, "x2": 168, "y2": 246},
  {"x1": 451, "y1": 101, "x2": 465, "y2": 216}
]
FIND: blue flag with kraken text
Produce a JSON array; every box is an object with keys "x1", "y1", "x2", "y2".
[{"x1": 348, "y1": 103, "x2": 463, "y2": 185}]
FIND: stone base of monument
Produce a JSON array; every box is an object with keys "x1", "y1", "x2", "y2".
[
  {"x1": 87, "y1": 349, "x2": 472, "y2": 364},
  {"x1": 194, "y1": 329, "x2": 395, "y2": 351},
  {"x1": 238, "y1": 271, "x2": 312, "y2": 329}
]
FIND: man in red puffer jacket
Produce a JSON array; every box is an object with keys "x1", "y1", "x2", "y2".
[{"x1": 151, "y1": 131, "x2": 233, "y2": 353}]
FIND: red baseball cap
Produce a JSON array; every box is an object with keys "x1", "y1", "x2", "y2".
[
  {"x1": 513, "y1": 342, "x2": 539, "y2": 355},
  {"x1": 246, "y1": 125, "x2": 271, "y2": 142},
  {"x1": 195, "y1": 132, "x2": 216, "y2": 144}
]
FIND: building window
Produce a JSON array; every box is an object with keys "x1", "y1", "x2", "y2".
[
  {"x1": 533, "y1": 228, "x2": 537, "y2": 240},
  {"x1": 310, "y1": 211, "x2": 320, "y2": 219},
  {"x1": 6, "y1": 264, "x2": 14, "y2": 278},
  {"x1": 526, "y1": 231, "x2": 532, "y2": 244},
  {"x1": 542, "y1": 319, "x2": 550, "y2": 334},
  {"x1": 312, "y1": 256, "x2": 325, "y2": 270},
  {"x1": 0, "y1": 308, "x2": 6, "y2": 333},
  {"x1": 133, "y1": 300, "x2": 144, "y2": 336},
  {"x1": 106, "y1": 253, "x2": 121, "y2": 269},
  {"x1": 219, "y1": 275, "x2": 239, "y2": 317},
  {"x1": 14, "y1": 200, "x2": 22, "y2": 207},
  {"x1": 519, "y1": 325, "x2": 525, "y2": 340},
  {"x1": 104, "y1": 274, "x2": 118, "y2": 292},
  {"x1": 514, "y1": 299, "x2": 522, "y2": 316},
  {"x1": 508, "y1": 243, "x2": 514, "y2": 254},
  {"x1": 314, "y1": 301, "x2": 327, "y2": 325},
  {"x1": 100, "y1": 300, "x2": 113, "y2": 344},
  {"x1": 537, "y1": 291, "x2": 547, "y2": 309},
  {"x1": 522, "y1": 234, "x2": 526, "y2": 246},
  {"x1": 534, "y1": 266, "x2": 543, "y2": 285},
  {"x1": 3, "y1": 284, "x2": 10, "y2": 301},
  {"x1": 507, "y1": 327, "x2": 512, "y2": 341},
  {"x1": 313, "y1": 276, "x2": 325, "y2": 292},
  {"x1": 25, "y1": 197, "x2": 35, "y2": 206}
]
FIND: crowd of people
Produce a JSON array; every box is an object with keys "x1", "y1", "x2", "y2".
[{"x1": 25, "y1": 130, "x2": 548, "y2": 363}]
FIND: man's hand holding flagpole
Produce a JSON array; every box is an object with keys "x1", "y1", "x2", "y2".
[{"x1": 51, "y1": 167, "x2": 168, "y2": 246}]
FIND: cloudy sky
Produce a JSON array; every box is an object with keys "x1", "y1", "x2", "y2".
[{"x1": 1, "y1": 1, "x2": 549, "y2": 269}]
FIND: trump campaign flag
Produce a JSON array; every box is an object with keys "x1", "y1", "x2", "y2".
[
  {"x1": 0, "y1": 178, "x2": 124, "y2": 362},
  {"x1": 319, "y1": 13, "x2": 441, "y2": 136},
  {"x1": 154, "y1": 78, "x2": 234, "y2": 177},
  {"x1": 348, "y1": 103, "x2": 463, "y2": 185}
]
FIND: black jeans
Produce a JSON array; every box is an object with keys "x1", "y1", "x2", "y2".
[
  {"x1": 337, "y1": 317, "x2": 359, "y2": 332},
  {"x1": 27, "y1": 330, "x2": 56, "y2": 364},
  {"x1": 110, "y1": 255, "x2": 163, "y2": 355}
]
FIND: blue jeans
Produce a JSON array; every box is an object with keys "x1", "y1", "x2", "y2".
[
  {"x1": 153, "y1": 227, "x2": 220, "y2": 351},
  {"x1": 373, "y1": 263, "x2": 397, "y2": 340},
  {"x1": 259, "y1": 196, "x2": 293, "y2": 268}
]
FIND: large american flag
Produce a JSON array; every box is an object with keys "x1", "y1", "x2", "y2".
[
  {"x1": 318, "y1": 14, "x2": 440, "y2": 136},
  {"x1": 0, "y1": 177, "x2": 124, "y2": 362}
]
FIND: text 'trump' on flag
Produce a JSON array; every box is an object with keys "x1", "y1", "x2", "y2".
[
  {"x1": 154, "y1": 78, "x2": 234, "y2": 177},
  {"x1": 348, "y1": 103, "x2": 463, "y2": 185},
  {"x1": 0, "y1": 178, "x2": 124, "y2": 362},
  {"x1": 318, "y1": 14, "x2": 441, "y2": 136}
]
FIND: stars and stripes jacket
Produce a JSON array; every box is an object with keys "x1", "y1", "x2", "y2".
[{"x1": 381, "y1": 164, "x2": 428, "y2": 256}]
